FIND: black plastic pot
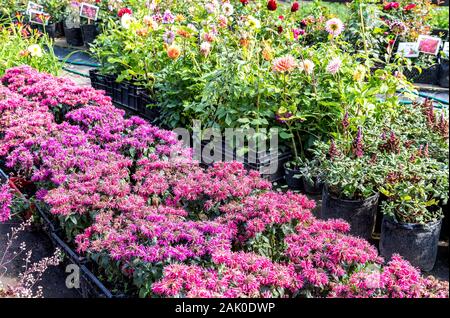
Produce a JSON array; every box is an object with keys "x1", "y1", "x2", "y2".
[
  {"x1": 55, "y1": 21, "x2": 64, "y2": 37},
  {"x1": 196, "y1": 137, "x2": 290, "y2": 182},
  {"x1": 64, "y1": 26, "x2": 83, "y2": 46},
  {"x1": 404, "y1": 64, "x2": 439, "y2": 85},
  {"x1": 283, "y1": 164, "x2": 303, "y2": 190},
  {"x1": 372, "y1": 193, "x2": 389, "y2": 239},
  {"x1": 81, "y1": 24, "x2": 98, "y2": 46},
  {"x1": 438, "y1": 59, "x2": 449, "y2": 88},
  {"x1": 42, "y1": 23, "x2": 56, "y2": 39},
  {"x1": 302, "y1": 176, "x2": 323, "y2": 195},
  {"x1": 431, "y1": 28, "x2": 449, "y2": 41},
  {"x1": 321, "y1": 186, "x2": 379, "y2": 240},
  {"x1": 380, "y1": 217, "x2": 442, "y2": 272}
]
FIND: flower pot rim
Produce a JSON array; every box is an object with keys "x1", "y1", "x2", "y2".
[
  {"x1": 383, "y1": 215, "x2": 443, "y2": 229},
  {"x1": 323, "y1": 184, "x2": 379, "y2": 203}
]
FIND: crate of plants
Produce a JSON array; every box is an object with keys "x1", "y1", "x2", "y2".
[
  {"x1": 197, "y1": 136, "x2": 291, "y2": 182},
  {"x1": 89, "y1": 69, "x2": 160, "y2": 123}
]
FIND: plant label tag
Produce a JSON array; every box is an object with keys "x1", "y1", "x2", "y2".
[
  {"x1": 443, "y1": 42, "x2": 449, "y2": 58},
  {"x1": 417, "y1": 35, "x2": 442, "y2": 56},
  {"x1": 397, "y1": 42, "x2": 419, "y2": 58},
  {"x1": 26, "y1": 1, "x2": 44, "y2": 15},
  {"x1": 79, "y1": 3, "x2": 100, "y2": 21},
  {"x1": 29, "y1": 9, "x2": 50, "y2": 26}
]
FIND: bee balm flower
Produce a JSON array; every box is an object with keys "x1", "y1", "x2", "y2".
[
  {"x1": 325, "y1": 18, "x2": 345, "y2": 36},
  {"x1": 272, "y1": 55, "x2": 298, "y2": 73}
]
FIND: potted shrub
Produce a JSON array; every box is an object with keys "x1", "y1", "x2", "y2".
[
  {"x1": 379, "y1": 153, "x2": 448, "y2": 272},
  {"x1": 63, "y1": 2, "x2": 83, "y2": 46},
  {"x1": 284, "y1": 157, "x2": 323, "y2": 194},
  {"x1": 314, "y1": 128, "x2": 382, "y2": 240},
  {"x1": 79, "y1": 3, "x2": 100, "y2": 46},
  {"x1": 41, "y1": 0, "x2": 67, "y2": 38}
]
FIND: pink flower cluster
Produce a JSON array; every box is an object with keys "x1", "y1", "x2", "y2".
[
  {"x1": 152, "y1": 251, "x2": 302, "y2": 298},
  {"x1": 219, "y1": 191, "x2": 315, "y2": 244},
  {"x1": 1, "y1": 67, "x2": 447, "y2": 298},
  {"x1": 285, "y1": 219, "x2": 382, "y2": 293},
  {"x1": 330, "y1": 254, "x2": 449, "y2": 298},
  {"x1": 0, "y1": 183, "x2": 13, "y2": 222}
]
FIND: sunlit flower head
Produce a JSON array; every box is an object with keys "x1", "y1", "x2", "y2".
[
  {"x1": 389, "y1": 20, "x2": 407, "y2": 35},
  {"x1": 163, "y1": 10, "x2": 175, "y2": 24},
  {"x1": 353, "y1": 65, "x2": 367, "y2": 82},
  {"x1": 121, "y1": 14, "x2": 134, "y2": 29},
  {"x1": 200, "y1": 41, "x2": 211, "y2": 57},
  {"x1": 325, "y1": 18, "x2": 345, "y2": 36},
  {"x1": 246, "y1": 15, "x2": 261, "y2": 29},
  {"x1": 163, "y1": 30, "x2": 176, "y2": 44},
  {"x1": 327, "y1": 57, "x2": 342, "y2": 75},
  {"x1": 222, "y1": 3, "x2": 234, "y2": 16},
  {"x1": 272, "y1": 55, "x2": 298, "y2": 73},
  {"x1": 262, "y1": 42, "x2": 274, "y2": 61},
  {"x1": 167, "y1": 45, "x2": 181, "y2": 60},
  {"x1": 299, "y1": 59, "x2": 315, "y2": 75},
  {"x1": 205, "y1": 2, "x2": 216, "y2": 14},
  {"x1": 27, "y1": 44, "x2": 43, "y2": 58}
]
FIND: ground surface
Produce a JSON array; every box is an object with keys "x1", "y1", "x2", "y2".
[
  {"x1": 0, "y1": 41, "x2": 448, "y2": 298},
  {"x1": 0, "y1": 220, "x2": 81, "y2": 298}
]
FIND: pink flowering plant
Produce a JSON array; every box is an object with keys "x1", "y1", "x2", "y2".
[{"x1": 0, "y1": 66, "x2": 447, "y2": 298}]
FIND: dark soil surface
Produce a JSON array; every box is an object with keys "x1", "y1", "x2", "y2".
[{"x1": 0, "y1": 220, "x2": 81, "y2": 298}]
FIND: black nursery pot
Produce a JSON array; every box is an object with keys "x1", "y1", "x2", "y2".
[
  {"x1": 55, "y1": 21, "x2": 64, "y2": 37},
  {"x1": 283, "y1": 164, "x2": 303, "y2": 191},
  {"x1": 302, "y1": 176, "x2": 323, "y2": 195},
  {"x1": 380, "y1": 217, "x2": 442, "y2": 272},
  {"x1": 438, "y1": 59, "x2": 449, "y2": 88},
  {"x1": 321, "y1": 186, "x2": 379, "y2": 240},
  {"x1": 42, "y1": 23, "x2": 56, "y2": 39},
  {"x1": 81, "y1": 24, "x2": 98, "y2": 46},
  {"x1": 64, "y1": 26, "x2": 83, "y2": 47},
  {"x1": 403, "y1": 64, "x2": 439, "y2": 85}
]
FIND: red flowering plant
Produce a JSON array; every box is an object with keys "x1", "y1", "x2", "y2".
[{"x1": 380, "y1": 0, "x2": 434, "y2": 41}]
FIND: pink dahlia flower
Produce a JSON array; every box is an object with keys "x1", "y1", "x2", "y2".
[
  {"x1": 325, "y1": 18, "x2": 345, "y2": 36},
  {"x1": 272, "y1": 55, "x2": 298, "y2": 73}
]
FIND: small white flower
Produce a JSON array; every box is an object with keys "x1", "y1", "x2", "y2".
[
  {"x1": 246, "y1": 15, "x2": 261, "y2": 29},
  {"x1": 27, "y1": 44, "x2": 43, "y2": 58},
  {"x1": 222, "y1": 3, "x2": 234, "y2": 16},
  {"x1": 200, "y1": 41, "x2": 212, "y2": 56},
  {"x1": 121, "y1": 13, "x2": 134, "y2": 29},
  {"x1": 299, "y1": 59, "x2": 315, "y2": 75}
]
